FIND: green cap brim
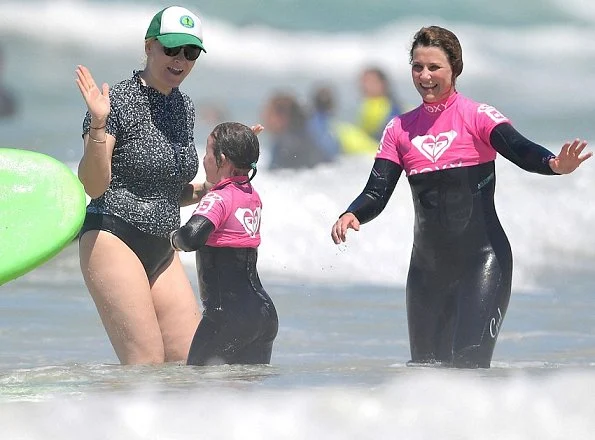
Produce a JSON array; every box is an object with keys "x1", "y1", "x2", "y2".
[{"x1": 156, "y1": 34, "x2": 206, "y2": 52}]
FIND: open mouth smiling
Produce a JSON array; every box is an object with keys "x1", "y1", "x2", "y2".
[{"x1": 168, "y1": 67, "x2": 184, "y2": 76}]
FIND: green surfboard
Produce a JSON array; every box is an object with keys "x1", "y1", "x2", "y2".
[{"x1": 0, "y1": 148, "x2": 86, "y2": 286}]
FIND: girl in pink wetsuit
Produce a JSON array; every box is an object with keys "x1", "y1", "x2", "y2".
[
  {"x1": 170, "y1": 122, "x2": 278, "y2": 366},
  {"x1": 331, "y1": 26, "x2": 591, "y2": 368}
]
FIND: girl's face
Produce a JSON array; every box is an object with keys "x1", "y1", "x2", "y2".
[
  {"x1": 411, "y1": 46, "x2": 455, "y2": 103},
  {"x1": 203, "y1": 134, "x2": 233, "y2": 183},
  {"x1": 144, "y1": 39, "x2": 196, "y2": 94},
  {"x1": 203, "y1": 135, "x2": 220, "y2": 183}
]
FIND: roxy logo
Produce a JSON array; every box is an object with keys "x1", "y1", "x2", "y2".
[
  {"x1": 234, "y1": 207, "x2": 261, "y2": 237},
  {"x1": 409, "y1": 161, "x2": 463, "y2": 175},
  {"x1": 478, "y1": 104, "x2": 507, "y2": 123},
  {"x1": 423, "y1": 102, "x2": 448, "y2": 113},
  {"x1": 489, "y1": 307, "x2": 503, "y2": 338},
  {"x1": 411, "y1": 130, "x2": 457, "y2": 163}
]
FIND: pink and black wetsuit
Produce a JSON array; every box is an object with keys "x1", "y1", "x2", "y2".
[
  {"x1": 344, "y1": 92, "x2": 557, "y2": 368},
  {"x1": 171, "y1": 176, "x2": 278, "y2": 366}
]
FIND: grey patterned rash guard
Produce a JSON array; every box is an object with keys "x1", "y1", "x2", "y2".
[{"x1": 82, "y1": 71, "x2": 199, "y2": 237}]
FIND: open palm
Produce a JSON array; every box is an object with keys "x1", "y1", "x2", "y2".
[
  {"x1": 75, "y1": 65, "x2": 110, "y2": 121},
  {"x1": 549, "y1": 139, "x2": 592, "y2": 174}
]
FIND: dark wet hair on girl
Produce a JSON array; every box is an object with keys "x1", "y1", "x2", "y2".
[
  {"x1": 211, "y1": 122, "x2": 260, "y2": 181},
  {"x1": 410, "y1": 26, "x2": 463, "y2": 82}
]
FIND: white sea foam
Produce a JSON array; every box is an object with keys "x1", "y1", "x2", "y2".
[{"x1": 1, "y1": 369, "x2": 595, "y2": 440}]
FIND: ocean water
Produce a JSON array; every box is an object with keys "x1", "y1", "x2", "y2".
[{"x1": 1, "y1": 0, "x2": 595, "y2": 438}]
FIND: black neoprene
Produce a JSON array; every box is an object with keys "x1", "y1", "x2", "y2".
[
  {"x1": 344, "y1": 158, "x2": 402, "y2": 224},
  {"x1": 489, "y1": 123, "x2": 558, "y2": 175},
  {"x1": 170, "y1": 215, "x2": 215, "y2": 252}
]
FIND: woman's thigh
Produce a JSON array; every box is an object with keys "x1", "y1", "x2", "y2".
[
  {"x1": 151, "y1": 253, "x2": 201, "y2": 363},
  {"x1": 79, "y1": 230, "x2": 165, "y2": 364}
]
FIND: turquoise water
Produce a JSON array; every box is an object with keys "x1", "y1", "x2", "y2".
[{"x1": 1, "y1": 1, "x2": 595, "y2": 438}]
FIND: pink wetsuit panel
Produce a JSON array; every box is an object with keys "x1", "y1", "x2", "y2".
[
  {"x1": 192, "y1": 176, "x2": 261, "y2": 247},
  {"x1": 375, "y1": 93, "x2": 510, "y2": 176}
]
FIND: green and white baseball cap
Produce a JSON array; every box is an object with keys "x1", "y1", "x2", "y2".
[{"x1": 145, "y1": 6, "x2": 206, "y2": 52}]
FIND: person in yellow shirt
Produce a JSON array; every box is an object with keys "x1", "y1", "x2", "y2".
[{"x1": 358, "y1": 66, "x2": 403, "y2": 141}]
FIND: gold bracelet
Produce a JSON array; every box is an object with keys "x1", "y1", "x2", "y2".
[{"x1": 88, "y1": 134, "x2": 106, "y2": 143}]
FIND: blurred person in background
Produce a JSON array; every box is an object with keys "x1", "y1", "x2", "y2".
[
  {"x1": 263, "y1": 91, "x2": 326, "y2": 170},
  {"x1": 358, "y1": 66, "x2": 403, "y2": 142},
  {"x1": 306, "y1": 85, "x2": 342, "y2": 163},
  {"x1": 0, "y1": 45, "x2": 17, "y2": 119}
]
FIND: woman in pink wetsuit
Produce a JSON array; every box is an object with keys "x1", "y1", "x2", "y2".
[
  {"x1": 170, "y1": 122, "x2": 278, "y2": 366},
  {"x1": 331, "y1": 26, "x2": 592, "y2": 368}
]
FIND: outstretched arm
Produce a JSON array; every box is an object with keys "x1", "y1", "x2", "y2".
[
  {"x1": 170, "y1": 215, "x2": 215, "y2": 252},
  {"x1": 490, "y1": 123, "x2": 591, "y2": 175},
  {"x1": 180, "y1": 181, "x2": 214, "y2": 207},
  {"x1": 331, "y1": 158, "x2": 402, "y2": 244}
]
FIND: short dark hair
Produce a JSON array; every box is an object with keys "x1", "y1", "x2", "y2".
[{"x1": 410, "y1": 26, "x2": 463, "y2": 81}]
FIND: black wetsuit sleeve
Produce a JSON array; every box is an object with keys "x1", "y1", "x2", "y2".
[
  {"x1": 170, "y1": 215, "x2": 215, "y2": 252},
  {"x1": 343, "y1": 158, "x2": 402, "y2": 224},
  {"x1": 490, "y1": 123, "x2": 558, "y2": 175}
]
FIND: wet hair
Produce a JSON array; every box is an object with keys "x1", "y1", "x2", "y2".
[
  {"x1": 409, "y1": 26, "x2": 463, "y2": 82},
  {"x1": 211, "y1": 122, "x2": 260, "y2": 180}
]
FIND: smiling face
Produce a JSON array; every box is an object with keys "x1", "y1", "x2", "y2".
[
  {"x1": 143, "y1": 39, "x2": 196, "y2": 94},
  {"x1": 411, "y1": 46, "x2": 455, "y2": 103}
]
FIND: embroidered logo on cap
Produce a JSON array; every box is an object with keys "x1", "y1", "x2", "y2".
[{"x1": 180, "y1": 15, "x2": 195, "y2": 28}]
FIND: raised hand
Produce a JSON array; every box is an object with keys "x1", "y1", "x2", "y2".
[
  {"x1": 75, "y1": 65, "x2": 110, "y2": 123},
  {"x1": 549, "y1": 139, "x2": 592, "y2": 174},
  {"x1": 251, "y1": 124, "x2": 265, "y2": 136}
]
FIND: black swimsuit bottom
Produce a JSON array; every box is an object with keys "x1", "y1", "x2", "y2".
[{"x1": 79, "y1": 213, "x2": 174, "y2": 282}]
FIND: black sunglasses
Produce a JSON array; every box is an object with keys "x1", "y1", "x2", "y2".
[{"x1": 162, "y1": 45, "x2": 202, "y2": 61}]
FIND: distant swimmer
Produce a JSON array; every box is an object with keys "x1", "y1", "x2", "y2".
[
  {"x1": 0, "y1": 46, "x2": 17, "y2": 119},
  {"x1": 170, "y1": 122, "x2": 278, "y2": 366},
  {"x1": 262, "y1": 92, "x2": 326, "y2": 170},
  {"x1": 357, "y1": 66, "x2": 403, "y2": 142},
  {"x1": 0, "y1": 89, "x2": 16, "y2": 118},
  {"x1": 331, "y1": 26, "x2": 592, "y2": 369}
]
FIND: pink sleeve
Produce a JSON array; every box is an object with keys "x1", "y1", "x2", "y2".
[
  {"x1": 475, "y1": 104, "x2": 510, "y2": 145},
  {"x1": 192, "y1": 191, "x2": 228, "y2": 229},
  {"x1": 375, "y1": 118, "x2": 402, "y2": 166}
]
